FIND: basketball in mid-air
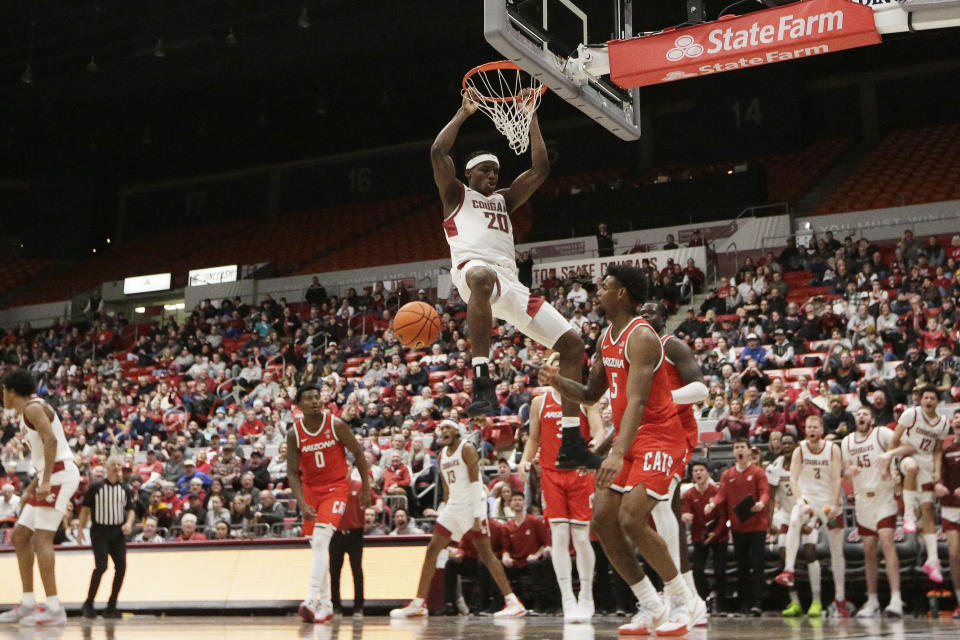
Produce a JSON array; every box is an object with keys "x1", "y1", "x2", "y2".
[{"x1": 393, "y1": 301, "x2": 443, "y2": 349}]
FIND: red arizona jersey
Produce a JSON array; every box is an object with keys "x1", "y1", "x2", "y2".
[
  {"x1": 294, "y1": 412, "x2": 349, "y2": 486},
  {"x1": 538, "y1": 389, "x2": 591, "y2": 471},
  {"x1": 660, "y1": 334, "x2": 699, "y2": 450},
  {"x1": 601, "y1": 317, "x2": 678, "y2": 438}
]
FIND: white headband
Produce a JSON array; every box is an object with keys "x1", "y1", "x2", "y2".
[{"x1": 465, "y1": 153, "x2": 499, "y2": 170}]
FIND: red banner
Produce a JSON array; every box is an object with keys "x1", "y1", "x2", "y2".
[{"x1": 608, "y1": 0, "x2": 881, "y2": 88}]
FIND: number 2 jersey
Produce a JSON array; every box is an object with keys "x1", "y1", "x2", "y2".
[
  {"x1": 600, "y1": 317, "x2": 684, "y2": 459},
  {"x1": 293, "y1": 412, "x2": 349, "y2": 486},
  {"x1": 442, "y1": 184, "x2": 515, "y2": 270}
]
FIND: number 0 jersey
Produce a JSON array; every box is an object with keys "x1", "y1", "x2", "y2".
[
  {"x1": 841, "y1": 427, "x2": 894, "y2": 494},
  {"x1": 442, "y1": 183, "x2": 515, "y2": 269},
  {"x1": 600, "y1": 317, "x2": 682, "y2": 456},
  {"x1": 294, "y1": 412, "x2": 348, "y2": 486}
]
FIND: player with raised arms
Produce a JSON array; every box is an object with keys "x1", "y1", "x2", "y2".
[
  {"x1": 390, "y1": 419, "x2": 526, "y2": 618},
  {"x1": 880, "y1": 385, "x2": 950, "y2": 583},
  {"x1": 638, "y1": 301, "x2": 708, "y2": 624},
  {"x1": 774, "y1": 414, "x2": 848, "y2": 617},
  {"x1": 519, "y1": 355, "x2": 605, "y2": 622},
  {"x1": 0, "y1": 368, "x2": 81, "y2": 627},
  {"x1": 288, "y1": 386, "x2": 371, "y2": 624},
  {"x1": 841, "y1": 406, "x2": 902, "y2": 617},
  {"x1": 432, "y1": 88, "x2": 598, "y2": 469},
  {"x1": 540, "y1": 265, "x2": 703, "y2": 636}
]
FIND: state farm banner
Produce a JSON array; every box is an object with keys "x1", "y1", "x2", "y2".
[
  {"x1": 608, "y1": 0, "x2": 880, "y2": 88},
  {"x1": 531, "y1": 246, "x2": 707, "y2": 289}
]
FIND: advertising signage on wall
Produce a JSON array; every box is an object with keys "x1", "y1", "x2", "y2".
[{"x1": 123, "y1": 273, "x2": 172, "y2": 295}]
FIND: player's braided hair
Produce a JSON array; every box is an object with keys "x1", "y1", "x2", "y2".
[{"x1": 605, "y1": 264, "x2": 646, "y2": 305}]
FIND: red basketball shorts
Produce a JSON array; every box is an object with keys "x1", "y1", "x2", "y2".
[
  {"x1": 541, "y1": 467, "x2": 595, "y2": 524},
  {"x1": 611, "y1": 423, "x2": 687, "y2": 500},
  {"x1": 302, "y1": 480, "x2": 349, "y2": 536}
]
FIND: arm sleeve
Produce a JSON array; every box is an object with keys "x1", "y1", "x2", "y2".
[
  {"x1": 671, "y1": 381, "x2": 708, "y2": 405},
  {"x1": 471, "y1": 481, "x2": 486, "y2": 519}
]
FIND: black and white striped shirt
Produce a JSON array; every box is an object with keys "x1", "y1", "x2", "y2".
[{"x1": 82, "y1": 480, "x2": 135, "y2": 526}]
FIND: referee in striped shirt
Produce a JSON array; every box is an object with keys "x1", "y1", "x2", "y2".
[{"x1": 77, "y1": 456, "x2": 136, "y2": 619}]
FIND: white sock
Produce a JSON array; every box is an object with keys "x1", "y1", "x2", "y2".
[
  {"x1": 471, "y1": 357, "x2": 489, "y2": 365},
  {"x1": 789, "y1": 590, "x2": 799, "y2": 604},
  {"x1": 827, "y1": 529, "x2": 845, "y2": 602},
  {"x1": 21, "y1": 593, "x2": 35, "y2": 607},
  {"x1": 505, "y1": 592, "x2": 520, "y2": 605},
  {"x1": 652, "y1": 499, "x2": 681, "y2": 571},
  {"x1": 922, "y1": 533, "x2": 938, "y2": 564},
  {"x1": 889, "y1": 590, "x2": 902, "y2": 606},
  {"x1": 903, "y1": 490, "x2": 919, "y2": 518},
  {"x1": 561, "y1": 416, "x2": 580, "y2": 433},
  {"x1": 783, "y1": 505, "x2": 803, "y2": 573},
  {"x1": 307, "y1": 525, "x2": 334, "y2": 603},
  {"x1": 664, "y1": 574, "x2": 691, "y2": 601},
  {"x1": 571, "y1": 525, "x2": 595, "y2": 603},
  {"x1": 808, "y1": 561, "x2": 821, "y2": 603},
  {"x1": 45, "y1": 595, "x2": 60, "y2": 613},
  {"x1": 550, "y1": 522, "x2": 576, "y2": 605},
  {"x1": 411, "y1": 596, "x2": 424, "y2": 608},
  {"x1": 682, "y1": 571, "x2": 697, "y2": 598},
  {"x1": 866, "y1": 593, "x2": 879, "y2": 606},
  {"x1": 631, "y1": 577, "x2": 663, "y2": 611}
]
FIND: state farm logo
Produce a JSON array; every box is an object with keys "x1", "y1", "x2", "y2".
[
  {"x1": 662, "y1": 70, "x2": 697, "y2": 82},
  {"x1": 666, "y1": 35, "x2": 704, "y2": 61}
]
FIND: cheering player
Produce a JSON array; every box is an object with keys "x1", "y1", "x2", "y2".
[
  {"x1": 841, "y1": 406, "x2": 902, "y2": 617},
  {"x1": 520, "y1": 374, "x2": 604, "y2": 622},
  {"x1": 288, "y1": 387, "x2": 370, "y2": 624}
]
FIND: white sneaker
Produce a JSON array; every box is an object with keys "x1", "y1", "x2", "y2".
[
  {"x1": 618, "y1": 603, "x2": 667, "y2": 636},
  {"x1": 883, "y1": 601, "x2": 903, "y2": 618},
  {"x1": 0, "y1": 605, "x2": 34, "y2": 624},
  {"x1": 655, "y1": 598, "x2": 691, "y2": 637},
  {"x1": 493, "y1": 599, "x2": 527, "y2": 618},
  {"x1": 19, "y1": 605, "x2": 66, "y2": 627},
  {"x1": 389, "y1": 601, "x2": 428, "y2": 618},
  {"x1": 856, "y1": 602, "x2": 880, "y2": 618},
  {"x1": 903, "y1": 512, "x2": 917, "y2": 534},
  {"x1": 314, "y1": 602, "x2": 334, "y2": 624},
  {"x1": 689, "y1": 595, "x2": 708, "y2": 627},
  {"x1": 578, "y1": 595, "x2": 594, "y2": 618}
]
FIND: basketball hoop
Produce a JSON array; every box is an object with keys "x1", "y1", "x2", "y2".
[{"x1": 462, "y1": 61, "x2": 546, "y2": 155}]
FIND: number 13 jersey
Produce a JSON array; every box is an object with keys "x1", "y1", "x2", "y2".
[
  {"x1": 294, "y1": 412, "x2": 348, "y2": 486},
  {"x1": 442, "y1": 184, "x2": 515, "y2": 269}
]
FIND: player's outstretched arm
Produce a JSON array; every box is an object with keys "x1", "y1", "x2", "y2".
[
  {"x1": 666, "y1": 338, "x2": 708, "y2": 404},
  {"x1": 583, "y1": 403, "x2": 605, "y2": 445},
  {"x1": 882, "y1": 420, "x2": 917, "y2": 462},
  {"x1": 462, "y1": 441, "x2": 488, "y2": 527},
  {"x1": 519, "y1": 395, "x2": 545, "y2": 480},
  {"x1": 788, "y1": 446, "x2": 804, "y2": 506},
  {"x1": 503, "y1": 113, "x2": 548, "y2": 213},
  {"x1": 334, "y1": 417, "x2": 372, "y2": 505},
  {"x1": 540, "y1": 357, "x2": 607, "y2": 405},
  {"x1": 431, "y1": 93, "x2": 477, "y2": 211},
  {"x1": 830, "y1": 443, "x2": 843, "y2": 512}
]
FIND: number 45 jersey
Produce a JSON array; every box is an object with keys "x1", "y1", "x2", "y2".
[{"x1": 841, "y1": 426, "x2": 895, "y2": 495}]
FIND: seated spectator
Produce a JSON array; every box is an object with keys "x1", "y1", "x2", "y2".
[
  {"x1": 181, "y1": 492, "x2": 208, "y2": 527},
  {"x1": 133, "y1": 516, "x2": 166, "y2": 543},
  {"x1": 765, "y1": 329, "x2": 794, "y2": 369},
  {"x1": 915, "y1": 358, "x2": 952, "y2": 395},
  {"x1": 176, "y1": 513, "x2": 208, "y2": 542},
  {"x1": 229, "y1": 494, "x2": 255, "y2": 532},
  {"x1": 863, "y1": 350, "x2": 896, "y2": 382},
  {"x1": 750, "y1": 397, "x2": 785, "y2": 443},
  {"x1": 822, "y1": 395, "x2": 855, "y2": 439},
  {"x1": 738, "y1": 334, "x2": 767, "y2": 369},
  {"x1": 252, "y1": 490, "x2": 287, "y2": 530},
  {"x1": 716, "y1": 400, "x2": 751, "y2": 440},
  {"x1": 238, "y1": 409, "x2": 265, "y2": 441},
  {"x1": 742, "y1": 387, "x2": 763, "y2": 416},
  {"x1": 488, "y1": 458, "x2": 524, "y2": 495},
  {"x1": 382, "y1": 451, "x2": 413, "y2": 498},
  {"x1": 205, "y1": 495, "x2": 231, "y2": 529},
  {"x1": 363, "y1": 507, "x2": 389, "y2": 535},
  {"x1": 246, "y1": 451, "x2": 271, "y2": 490},
  {"x1": 389, "y1": 508, "x2": 423, "y2": 536},
  {"x1": 501, "y1": 493, "x2": 555, "y2": 613},
  {"x1": 740, "y1": 360, "x2": 771, "y2": 393},
  {"x1": 212, "y1": 520, "x2": 231, "y2": 540},
  {"x1": 0, "y1": 483, "x2": 21, "y2": 528}
]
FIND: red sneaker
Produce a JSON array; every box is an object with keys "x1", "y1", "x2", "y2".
[{"x1": 775, "y1": 571, "x2": 795, "y2": 588}]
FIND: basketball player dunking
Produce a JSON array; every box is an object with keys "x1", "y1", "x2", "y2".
[
  {"x1": 432, "y1": 91, "x2": 598, "y2": 469},
  {"x1": 288, "y1": 387, "x2": 370, "y2": 624},
  {"x1": 540, "y1": 266, "x2": 704, "y2": 636},
  {"x1": 639, "y1": 302, "x2": 709, "y2": 626}
]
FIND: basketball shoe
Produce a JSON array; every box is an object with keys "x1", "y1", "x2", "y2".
[
  {"x1": 0, "y1": 605, "x2": 34, "y2": 624},
  {"x1": 493, "y1": 595, "x2": 526, "y2": 618},
  {"x1": 472, "y1": 378, "x2": 500, "y2": 414},
  {"x1": 555, "y1": 429, "x2": 602, "y2": 470},
  {"x1": 390, "y1": 600, "x2": 429, "y2": 618},
  {"x1": 19, "y1": 605, "x2": 66, "y2": 627},
  {"x1": 618, "y1": 602, "x2": 668, "y2": 636},
  {"x1": 299, "y1": 600, "x2": 334, "y2": 624}
]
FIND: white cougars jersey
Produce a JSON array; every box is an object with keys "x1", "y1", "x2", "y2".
[
  {"x1": 766, "y1": 456, "x2": 796, "y2": 513},
  {"x1": 442, "y1": 184, "x2": 515, "y2": 269},
  {"x1": 899, "y1": 407, "x2": 949, "y2": 459},
  {"x1": 439, "y1": 439, "x2": 473, "y2": 505},
  {"x1": 841, "y1": 427, "x2": 894, "y2": 494},
  {"x1": 797, "y1": 439, "x2": 836, "y2": 504},
  {"x1": 21, "y1": 398, "x2": 73, "y2": 475}
]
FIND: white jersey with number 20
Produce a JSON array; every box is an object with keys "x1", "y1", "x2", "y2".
[{"x1": 442, "y1": 184, "x2": 514, "y2": 269}]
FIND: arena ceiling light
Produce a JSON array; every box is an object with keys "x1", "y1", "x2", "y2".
[
  {"x1": 225, "y1": 28, "x2": 237, "y2": 45},
  {"x1": 86, "y1": 56, "x2": 98, "y2": 73},
  {"x1": 298, "y1": 3, "x2": 312, "y2": 28},
  {"x1": 20, "y1": 65, "x2": 33, "y2": 84},
  {"x1": 153, "y1": 37, "x2": 166, "y2": 58}
]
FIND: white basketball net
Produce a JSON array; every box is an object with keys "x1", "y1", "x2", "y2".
[{"x1": 463, "y1": 65, "x2": 544, "y2": 155}]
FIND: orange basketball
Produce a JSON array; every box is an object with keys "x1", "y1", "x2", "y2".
[{"x1": 393, "y1": 301, "x2": 443, "y2": 349}]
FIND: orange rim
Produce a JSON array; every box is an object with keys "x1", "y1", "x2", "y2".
[{"x1": 462, "y1": 60, "x2": 547, "y2": 104}]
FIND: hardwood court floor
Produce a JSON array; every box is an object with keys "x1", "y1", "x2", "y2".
[{"x1": 2, "y1": 614, "x2": 959, "y2": 640}]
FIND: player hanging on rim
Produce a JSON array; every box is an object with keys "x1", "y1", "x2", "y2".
[
  {"x1": 638, "y1": 301, "x2": 709, "y2": 624},
  {"x1": 432, "y1": 89, "x2": 599, "y2": 469},
  {"x1": 390, "y1": 419, "x2": 526, "y2": 619},
  {"x1": 880, "y1": 385, "x2": 950, "y2": 584},
  {"x1": 539, "y1": 265, "x2": 704, "y2": 636},
  {"x1": 841, "y1": 406, "x2": 902, "y2": 617},
  {"x1": 766, "y1": 433, "x2": 824, "y2": 618},
  {"x1": 775, "y1": 414, "x2": 849, "y2": 618},
  {"x1": 0, "y1": 368, "x2": 81, "y2": 627},
  {"x1": 288, "y1": 386, "x2": 371, "y2": 624},
  {"x1": 519, "y1": 356, "x2": 605, "y2": 622}
]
